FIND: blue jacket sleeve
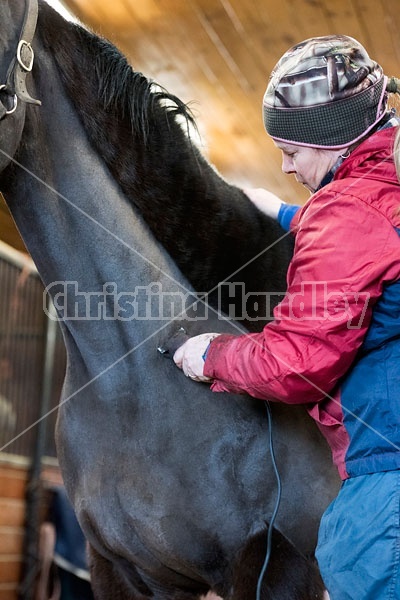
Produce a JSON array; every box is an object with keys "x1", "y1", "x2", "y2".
[{"x1": 278, "y1": 203, "x2": 301, "y2": 232}]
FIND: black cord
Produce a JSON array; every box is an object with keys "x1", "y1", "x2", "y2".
[{"x1": 256, "y1": 401, "x2": 282, "y2": 600}]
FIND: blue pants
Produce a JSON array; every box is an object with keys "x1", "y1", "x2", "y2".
[{"x1": 316, "y1": 471, "x2": 400, "y2": 599}]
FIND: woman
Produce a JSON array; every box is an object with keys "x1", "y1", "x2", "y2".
[{"x1": 174, "y1": 35, "x2": 400, "y2": 599}]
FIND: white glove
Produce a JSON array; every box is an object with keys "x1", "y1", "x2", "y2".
[
  {"x1": 173, "y1": 333, "x2": 221, "y2": 382},
  {"x1": 243, "y1": 187, "x2": 284, "y2": 220}
]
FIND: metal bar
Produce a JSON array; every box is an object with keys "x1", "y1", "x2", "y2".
[
  {"x1": 0, "y1": 239, "x2": 37, "y2": 275},
  {"x1": 18, "y1": 301, "x2": 58, "y2": 600}
]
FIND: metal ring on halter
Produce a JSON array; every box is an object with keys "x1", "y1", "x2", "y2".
[{"x1": 0, "y1": 85, "x2": 18, "y2": 115}]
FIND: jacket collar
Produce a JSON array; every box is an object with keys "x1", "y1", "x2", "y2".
[{"x1": 316, "y1": 113, "x2": 400, "y2": 190}]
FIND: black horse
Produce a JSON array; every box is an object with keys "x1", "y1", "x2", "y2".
[{"x1": 0, "y1": 1, "x2": 339, "y2": 598}]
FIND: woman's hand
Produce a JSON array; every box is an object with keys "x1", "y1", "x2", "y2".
[
  {"x1": 173, "y1": 333, "x2": 221, "y2": 382},
  {"x1": 243, "y1": 187, "x2": 284, "y2": 219}
]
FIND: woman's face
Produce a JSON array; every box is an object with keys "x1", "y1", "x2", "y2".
[{"x1": 274, "y1": 141, "x2": 345, "y2": 193}]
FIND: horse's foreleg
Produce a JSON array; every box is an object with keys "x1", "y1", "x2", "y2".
[
  {"x1": 88, "y1": 546, "x2": 217, "y2": 600},
  {"x1": 88, "y1": 545, "x2": 151, "y2": 600},
  {"x1": 228, "y1": 527, "x2": 326, "y2": 600}
]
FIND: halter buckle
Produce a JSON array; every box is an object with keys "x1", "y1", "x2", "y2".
[{"x1": 17, "y1": 40, "x2": 34, "y2": 72}]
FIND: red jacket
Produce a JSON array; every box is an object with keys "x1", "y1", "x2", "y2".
[{"x1": 204, "y1": 127, "x2": 400, "y2": 479}]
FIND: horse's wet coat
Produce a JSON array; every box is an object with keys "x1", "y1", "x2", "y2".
[{"x1": 0, "y1": 1, "x2": 339, "y2": 598}]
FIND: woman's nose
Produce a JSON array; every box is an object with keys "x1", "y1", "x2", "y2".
[{"x1": 281, "y1": 155, "x2": 295, "y2": 174}]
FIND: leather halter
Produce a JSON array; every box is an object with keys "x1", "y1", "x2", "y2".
[{"x1": 0, "y1": 0, "x2": 41, "y2": 120}]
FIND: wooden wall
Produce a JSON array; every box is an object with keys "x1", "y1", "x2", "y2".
[{"x1": 0, "y1": 460, "x2": 26, "y2": 599}]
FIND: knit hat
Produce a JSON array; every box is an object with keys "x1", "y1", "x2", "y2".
[{"x1": 263, "y1": 35, "x2": 387, "y2": 148}]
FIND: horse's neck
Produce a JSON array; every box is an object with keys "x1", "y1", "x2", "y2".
[
  {"x1": 2, "y1": 49, "x2": 197, "y2": 363},
  {"x1": 4, "y1": 89, "x2": 121, "y2": 285},
  {"x1": 5, "y1": 4, "x2": 291, "y2": 337},
  {"x1": 35, "y1": 6, "x2": 290, "y2": 307}
]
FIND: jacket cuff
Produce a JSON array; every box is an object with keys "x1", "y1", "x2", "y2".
[
  {"x1": 277, "y1": 203, "x2": 301, "y2": 232},
  {"x1": 203, "y1": 334, "x2": 237, "y2": 379}
]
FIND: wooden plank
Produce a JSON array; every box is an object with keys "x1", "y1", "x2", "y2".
[
  {"x1": 0, "y1": 500, "x2": 25, "y2": 528},
  {"x1": 0, "y1": 196, "x2": 27, "y2": 253},
  {"x1": 120, "y1": 0, "x2": 163, "y2": 27},
  {"x1": 0, "y1": 558, "x2": 21, "y2": 585},
  {"x1": 351, "y1": 0, "x2": 400, "y2": 74},
  {"x1": 0, "y1": 584, "x2": 18, "y2": 600},
  {"x1": 0, "y1": 529, "x2": 24, "y2": 555},
  {"x1": 60, "y1": 0, "x2": 110, "y2": 31},
  {"x1": 383, "y1": 0, "x2": 400, "y2": 67},
  {"x1": 41, "y1": 465, "x2": 63, "y2": 487},
  {"x1": 0, "y1": 466, "x2": 27, "y2": 500},
  {"x1": 316, "y1": 0, "x2": 364, "y2": 41}
]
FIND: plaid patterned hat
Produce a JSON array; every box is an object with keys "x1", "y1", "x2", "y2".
[{"x1": 263, "y1": 35, "x2": 387, "y2": 148}]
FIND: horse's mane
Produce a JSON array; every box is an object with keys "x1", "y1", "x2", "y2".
[
  {"x1": 38, "y1": 2, "x2": 196, "y2": 145},
  {"x1": 84, "y1": 35, "x2": 197, "y2": 144},
  {"x1": 37, "y1": 3, "x2": 243, "y2": 280},
  {"x1": 36, "y1": 2, "x2": 292, "y2": 327}
]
